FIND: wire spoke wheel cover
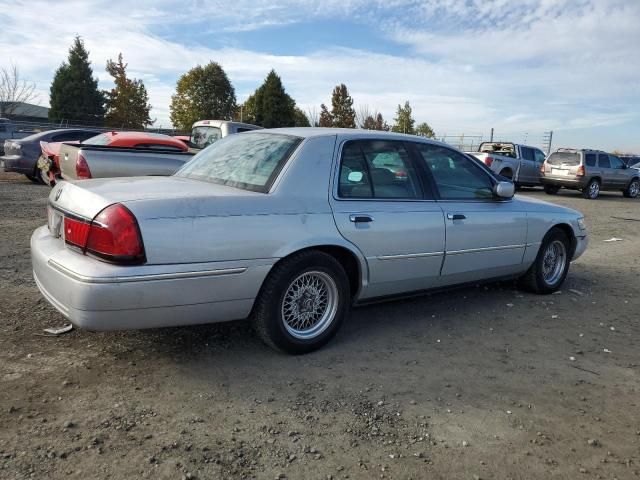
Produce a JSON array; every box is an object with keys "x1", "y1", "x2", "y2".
[
  {"x1": 630, "y1": 181, "x2": 639, "y2": 197},
  {"x1": 589, "y1": 181, "x2": 599, "y2": 198},
  {"x1": 541, "y1": 239, "x2": 567, "y2": 286},
  {"x1": 281, "y1": 271, "x2": 339, "y2": 340}
]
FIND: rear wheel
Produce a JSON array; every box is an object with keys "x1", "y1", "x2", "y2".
[
  {"x1": 623, "y1": 179, "x2": 639, "y2": 198},
  {"x1": 544, "y1": 184, "x2": 560, "y2": 195},
  {"x1": 252, "y1": 250, "x2": 350, "y2": 354},
  {"x1": 582, "y1": 179, "x2": 600, "y2": 199},
  {"x1": 518, "y1": 228, "x2": 571, "y2": 294}
]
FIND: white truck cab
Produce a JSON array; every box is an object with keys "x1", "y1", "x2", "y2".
[{"x1": 190, "y1": 120, "x2": 262, "y2": 149}]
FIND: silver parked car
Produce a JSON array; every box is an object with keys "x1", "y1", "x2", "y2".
[
  {"x1": 541, "y1": 148, "x2": 640, "y2": 199},
  {"x1": 32, "y1": 129, "x2": 588, "y2": 353}
]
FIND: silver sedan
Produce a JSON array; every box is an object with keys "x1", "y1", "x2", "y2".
[{"x1": 32, "y1": 128, "x2": 588, "y2": 353}]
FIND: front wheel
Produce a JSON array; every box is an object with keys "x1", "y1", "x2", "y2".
[
  {"x1": 251, "y1": 251, "x2": 350, "y2": 354},
  {"x1": 544, "y1": 184, "x2": 560, "y2": 195},
  {"x1": 623, "y1": 179, "x2": 639, "y2": 198},
  {"x1": 518, "y1": 228, "x2": 571, "y2": 294}
]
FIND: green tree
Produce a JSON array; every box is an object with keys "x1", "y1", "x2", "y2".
[
  {"x1": 249, "y1": 70, "x2": 296, "y2": 128},
  {"x1": 391, "y1": 101, "x2": 415, "y2": 134},
  {"x1": 48, "y1": 36, "x2": 105, "y2": 124},
  {"x1": 293, "y1": 107, "x2": 310, "y2": 127},
  {"x1": 330, "y1": 83, "x2": 356, "y2": 128},
  {"x1": 415, "y1": 121, "x2": 435, "y2": 138},
  {"x1": 104, "y1": 53, "x2": 153, "y2": 129},
  {"x1": 361, "y1": 111, "x2": 389, "y2": 131},
  {"x1": 170, "y1": 62, "x2": 236, "y2": 130},
  {"x1": 318, "y1": 103, "x2": 332, "y2": 127}
]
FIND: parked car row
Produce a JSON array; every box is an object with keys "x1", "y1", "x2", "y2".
[
  {"x1": 466, "y1": 142, "x2": 639, "y2": 200},
  {"x1": 541, "y1": 148, "x2": 639, "y2": 199},
  {"x1": 32, "y1": 128, "x2": 588, "y2": 353}
]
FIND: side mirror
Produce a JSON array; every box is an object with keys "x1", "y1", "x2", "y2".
[{"x1": 494, "y1": 181, "x2": 515, "y2": 199}]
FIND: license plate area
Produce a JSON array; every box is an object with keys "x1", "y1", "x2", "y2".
[{"x1": 551, "y1": 168, "x2": 569, "y2": 175}]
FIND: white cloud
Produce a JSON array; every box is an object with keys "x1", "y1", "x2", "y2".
[{"x1": 0, "y1": 0, "x2": 638, "y2": 150}]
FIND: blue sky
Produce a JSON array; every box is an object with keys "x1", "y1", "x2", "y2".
[{"x1": 1, "y1": 0, "x2": 639, "y2": 152}]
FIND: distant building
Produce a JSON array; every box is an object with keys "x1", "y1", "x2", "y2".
[{"x1": 0, "y1": 102, "x2": 49, "y2": 122}]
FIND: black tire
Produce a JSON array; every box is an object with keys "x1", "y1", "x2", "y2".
[
  {"x1": 24, "y1": 173, "x2": 43, "y2": 184},
  {"x1": 623, "y1": 178, "x2": 639, "y2": 198},
  {"x1": 544, "y1": 184, "x2": 560, "y2": 195},
  {"x1": 251, "y1": 250, "x2": 350, "y2": 354},
  {"x1": 518, "y1": 228, "x2": 571, "y2": 294},
  {"x1": 582, "y1": 179, "x2": 600, "y2": 199}
]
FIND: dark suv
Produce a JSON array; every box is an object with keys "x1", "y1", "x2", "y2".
[{"x1": 541, "y1": 148, "x2": 640, "y2": 199}]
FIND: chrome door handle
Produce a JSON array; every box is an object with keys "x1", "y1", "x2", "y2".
[
  {"x1": 447, "y1": 213, "x2": 466, "y2": 220},
  {"x1": 350, "y1": 214, "x2": 374, "y2": 223}
]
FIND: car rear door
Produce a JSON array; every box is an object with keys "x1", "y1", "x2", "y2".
[
  {"x1": 330, "y1": 139, "x2": 445, "y2": 299},
  {"x1": 518, "y1": 146, "x2": 537, "y2": 184},
  {"x1": 598, "y1": 154, "x2": 615, "y2": 188},
  {"x1": 413, "y1": 142, "x2": 528, "y2": 285}
]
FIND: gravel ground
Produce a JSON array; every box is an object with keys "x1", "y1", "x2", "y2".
[{"x1": 1, "y1": 171, "x2": 639, "y2": 480}]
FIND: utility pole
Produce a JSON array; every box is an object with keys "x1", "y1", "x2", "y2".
[
  {"x1": 490, "y1": 127, "x2": 494, "y2": 142},
  {"x1": 542, "y1": 130, "x2": 553, "y2": 155}
]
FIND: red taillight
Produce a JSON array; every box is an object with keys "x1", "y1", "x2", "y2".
[
  {"x1": 484, "y1": 156, "x2": 494, "y2": 167},
  {"x1": 576, "y1": 165, "x2": 585, "y2": 176},
  {"x1": 86, "y1": 204, "x2": 145, "y2": 262},
  {"x1": 63, "y1": 204, "x2": 145, "y2": 264},
  {"x1": 76, "y1": 152, "x2": 92, "y2": 179},
  {"x1": 540, "y1": 163, "x2": 546, "y2": 174},
  {"x1": 64, "y1": 216, "x2": 91, "y2": 248}
]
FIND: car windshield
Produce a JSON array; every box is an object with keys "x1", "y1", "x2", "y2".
[
  {"x1": 175, "y1": 132, "x2": 302, "y2": 193},
  {"x1": 191, "y1": 126, "x2": 222, "y2": 149},
  {"x1": 82, "y1": 134, "x2": 111, "y2": 145},
  {"x1": 547, "y1": 152, "x2": 580, "y2": 166}
]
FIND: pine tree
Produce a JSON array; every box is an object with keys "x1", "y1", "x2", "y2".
[
  {"x1": 170, "y1": 62, "x2": 237, "y2": 130},
  {"x1": 251, "y1": 70, "x2": 296, "y2": 128},
  {"x1": 104, "y1": 54, "x2": 153, "y2": 129},
  {"x1": 330, "y1": 84, "x2": 356, "y2": 128},
  {"x1": 318, "y1": 103, "x2": 332, "y2": 127},
  {"x1": 375, "y1": 113, "x2": 390, "y2": 131},
  {"x1": 48, "y1": 36, "x2": 105, "y2": 124},
  {"x1": 415, "y1": 121, "x2": 435, "y2": 138},
  {"x1": 391, "y1": 101, "x2": 415, "y2": 134},
  {"x1": 293, "y1": 107, "x2": 310, "y2": 127}
]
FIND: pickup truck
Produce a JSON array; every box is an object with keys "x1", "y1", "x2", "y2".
[
  {"x1": 467, "y1": 142, "x2": 547, "y2": 186},
  {"x1": 0, "y1": 118, "x2": 37, "y2": 155}
]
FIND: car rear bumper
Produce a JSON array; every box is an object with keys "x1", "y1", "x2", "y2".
[
  {"x1": 540, "y1": 175, "x2": 588, "y2": 189},
  {"x1": 1, "y1": 154, "x2": 31, "y2": 174},
  {"x1": 31, "y1": 226, "x2": 272, "y2": 331}
]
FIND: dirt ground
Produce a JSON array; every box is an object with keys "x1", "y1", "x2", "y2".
[{"x1": 1, "y1": 171, "x2": 639, "y2": 480}]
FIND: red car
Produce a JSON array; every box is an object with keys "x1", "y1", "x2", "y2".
[{"x1": 39, "y1": 131, "x2": 188, "y2": 186}]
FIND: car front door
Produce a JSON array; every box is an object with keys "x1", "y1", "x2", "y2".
[
  {"x1": 598, "y1": 154, "x2": 614, "y2": 188},
  {"x1": 609, "y1": 155, "x2": 630, "y2": 188},
  {"x1": 413, "y1": 143, "x2": 528, "y2": 284},
  {"x1": 330, "y1": 139, "x2": 445, "y2": 299}
]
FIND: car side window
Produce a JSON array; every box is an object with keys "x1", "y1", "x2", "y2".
[
  {"x1": 521, "y1": 147, "x2": 535, "y2": 161},
  {"x1": 415, "y1": 143, "x2": 494, "y2": 200},
  {"x1": 585, "y1": 153, "x2": 596, "y2": 167},
  {"x1": 598, "y1": 154, "x2": 611, "y2": 168},
  {"x1": 534, "y1": 149, "x2": 546, "y2": 163},
  {"x1": 338, "y1": 140, "x2": 423, "y2": 199},
  {"x1": 134, "y1": 143, "x2": 183, "y2": 151},
  {"x1": 52, "y1": 131, "x2": 84, "y2": 142},
  {"x1": 609, "y1": 155, "x2": 624, "y2": 169}
]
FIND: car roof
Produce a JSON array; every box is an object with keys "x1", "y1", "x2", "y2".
[{"x1": 248, "y1": 127, "x2": 449, "y2": 145}]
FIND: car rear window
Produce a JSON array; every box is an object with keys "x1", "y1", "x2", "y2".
[
  {"x1": 175, "y1": 132, "x2": 302, "y2": 193},
  {"x1": 547, "y1": 152, "x2": 580, "y2": 166},
  {"x1": 82, "y1": 134, "x2": 111, "y2": 145}
]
